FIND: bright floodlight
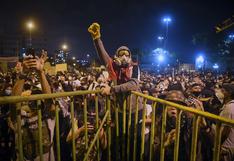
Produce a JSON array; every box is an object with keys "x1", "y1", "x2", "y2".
[
  {"x1": 196, "y1": 55, "x2": 204, "y2": 63},
  {"x1": 163, "y1": 17, "x2": 171, "y2": 23},
  {"x1": 213, "y1": 64, "x2": 219, "y2": 69},
  {"x1": 62, "y1": 44, "x2": 68, "y2": 50},
  {"x1": 27, "y1": 21, "x2": 34, "y2": 29},
  {"x1": 229, "y1": 34, "x2": 234, "y2": 39},
  {"x1": 158, "y1": 36, "x2": 164, "y2": 40},
  {"x1": 72, "y1": 57, "x2": 76, "y2": 60},
  {"x1": 158, "y1": 54, "x2": 164, "y2": 62}
]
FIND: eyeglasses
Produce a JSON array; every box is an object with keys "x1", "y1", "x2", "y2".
[{"x1": 117, "y1": 50, "x2": 130, "y2": 57}]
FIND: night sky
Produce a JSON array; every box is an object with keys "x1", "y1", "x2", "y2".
[{"x1": 0, "y1": 0, "x2": 233, "y2": 63}]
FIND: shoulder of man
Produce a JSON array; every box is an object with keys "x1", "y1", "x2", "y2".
[{"x1": 220, "y1": 100, "x2": 234, "y2": 119}]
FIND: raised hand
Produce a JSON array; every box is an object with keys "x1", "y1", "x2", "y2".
[
  {"x1": 101, "y1": 84, "x2": 111, "y2": 95},
  {"x1": 23, "y1": 50, "x2": 48, "y2": 72},
  {"x1": 164, "y1": 129, "x2": 176, "y2": 147},
  {"x1": 88, "y1": 22, "x2": 101, "y2": 40}
]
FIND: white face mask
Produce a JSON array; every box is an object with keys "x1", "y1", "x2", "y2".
[{"x1": 5, "y1": 89, "x2": 12, "y2": 95}]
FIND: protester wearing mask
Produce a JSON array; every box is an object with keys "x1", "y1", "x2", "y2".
[
  {"x1": 190, "y1": 83, "x2": 202, "y2": 98},
  {"x1": 88, "y1": 22, "x2": 135, "y2": 85},
  {"x1": 88, "y1": 22, "x2": 144, "y2": 161},
  {"x1": 0, "y1": 83, "x2": 16, "y2": 161},
  {"x1": 2, "y1": 84, "x2": 13, "y2": 96}
]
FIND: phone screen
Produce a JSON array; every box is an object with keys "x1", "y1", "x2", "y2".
[{"x1": 24, "y1": 48, "x2": 35, "y2": 59}]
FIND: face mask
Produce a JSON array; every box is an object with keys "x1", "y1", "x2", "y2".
[
  {"x1": 113, "y1": 56, "x2": 132, "y2": 67},
  {"x1": 192, "y1": 91, "x2": 201, "y2": 97},
  {"x1": 5, "y1": 89, "x2": 12, "y2": 96}
]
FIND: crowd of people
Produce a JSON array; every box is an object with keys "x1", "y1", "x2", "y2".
[{"x1": 0, "y1": 22, "x2": 233, "y2": 161}]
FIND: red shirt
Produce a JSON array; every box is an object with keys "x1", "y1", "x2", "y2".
[{"x1": 107, "y1": 59, "x2": 132, "y2": 84}]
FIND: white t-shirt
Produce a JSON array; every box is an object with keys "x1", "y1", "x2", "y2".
[
  {"x1": 220, "y1": 100, "x2": 234, "y2": 148},
  {"x1": 145, "y1": 104, "x2": 152, "y2": 134}
]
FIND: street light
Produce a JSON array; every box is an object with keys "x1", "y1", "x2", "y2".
[
  {"x1": 163, "y1": 17, "x2": 172, "y2": 23},
  {"x1": 62, "y1": 44, "x2": 68, "y2": 50},
  {"x1": 158, "y1": 54, "x2": 164, "y2": 62},
  {"x1": 195, "y1": 55, "x2": 205, "y2": 70},
  {"x1": 26, "y1": 21, "x2": 34, "y2": 47},
  {"x1": 158, "y1": 36, "x2": 164, "y2": 40},
  {"x1": 213, "y1": 64, "x2": 219, "y2": 69},
  {"x1": 162, "y1": 16, "x2": 171, "y2": 52},
  {"x1": 196, "y1": 55, "x2": 204, "y2": 63}
]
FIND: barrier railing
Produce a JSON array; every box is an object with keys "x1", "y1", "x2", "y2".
[
  {"x1": 0, "y1": 90, "x2": 111, "y2": 161},
  {"x1": 1, "y1": 90, "x2": 234, "y2": 161},
  {"x1": 130, "y1": 91, "x2": 234, "y2": 161}
]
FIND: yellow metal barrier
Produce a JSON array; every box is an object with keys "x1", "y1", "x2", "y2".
[
  {"x1": 131, "y1": 91, "x2": 234, "y2": 161},
  {"x1": 1, "y1": 90, "x2": 234, "y2": 161},
  {"x1": 0, "y1": 90, "x2": 111, "y2": 161}
]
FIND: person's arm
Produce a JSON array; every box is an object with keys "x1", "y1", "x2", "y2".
[
  {"x1": 37, "y1": 51, "x2": 51, "y2": 94},
  {"x1": 94, "y1": 39, "x2": 112, "y2": 66},
  {"x1": 12, "y1": 79, "x2": 25, "y2": 96},
  {"x1": 111, "y1": 78, "x2": 139, "y2": 93},
  {"x1": 101, "y1": 78, "x2": 139, "y2": 95},
  {"x1": 12, "y1": 62, "x2": 26, "y2": 96},
  {"x1": 88, "y1": 23, "x2": 112, "y2": 66},
  {"x1": 99, "y1": 127, "x2": 107, "y2": 149},
  {"x1": 39, "y1": 70, "x2": 51, "y2": 94},
  {"x1": 221, "y1": 126, "x2": 231, "y2": 143},
  {"x1": 219, "y1": 105, "x2": 232, "y2": 144},
  {"x1": 203, "y1": 105, "x2": 232, "y2": 144}
]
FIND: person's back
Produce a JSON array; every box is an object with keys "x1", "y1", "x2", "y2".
[{"x1": 220, "y1": 100, "x2": 234, "y2": 161}]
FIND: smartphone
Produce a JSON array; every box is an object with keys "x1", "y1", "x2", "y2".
[{"x1": 24, "y1": 48, "x2": 35, "y2": 59}]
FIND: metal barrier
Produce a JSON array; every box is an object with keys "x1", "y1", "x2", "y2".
[
  {"x1": 131, "y1": 91, "x2": 234, "y2": 161},
  {"x1": 0, "y1": 90, "x2": 111, "y2": 161},
  {"x1": 0, "y1": 90, "x2": 234, "y2": 161}
]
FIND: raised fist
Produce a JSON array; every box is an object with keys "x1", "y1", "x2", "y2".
[{"x1": 88, "y1": 22, "x2": 101, "y2": 40}]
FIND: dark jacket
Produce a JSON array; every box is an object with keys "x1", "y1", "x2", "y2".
[{"x1": 111, "y1": 78, "x2": 143, "y2": 113}]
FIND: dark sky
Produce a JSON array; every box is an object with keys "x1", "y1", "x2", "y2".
[{"x1": 0, "y1": 0, "x2": 233, "y2": 62}]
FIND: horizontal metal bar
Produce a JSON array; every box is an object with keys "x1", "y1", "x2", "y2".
[
  {"x1": 131, "y1": 91, "x2": 234, "y2": 126},
  {"x1": 0, "y1": 90, "x2": 102, "y2": 105}
]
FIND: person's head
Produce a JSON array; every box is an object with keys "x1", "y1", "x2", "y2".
[
  {"x1": 221, "y1": 83, "x2": 234, "y2": 101},
  {"x1": 3, "y1": 84, "x2": 13, "y2": 96},
  {"x1": 190, "y1": 83, "x2": 202, "y2": 97},
  {"x1": 165, "y1": 90, "x2": 187, "y2": 118},
  {"x1": 114, "y1": 46, "x2": 132, "y2": 67}
]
